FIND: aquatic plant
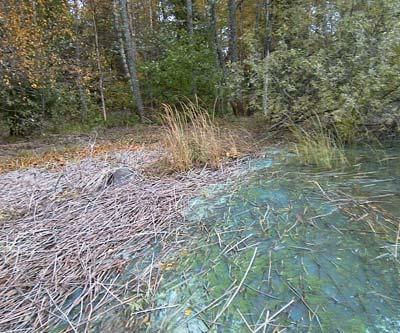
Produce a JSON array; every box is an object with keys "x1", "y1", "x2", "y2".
[
  {"x1": 146, "y1": 148, "x2": 400, "y2": 332},
  {"x1": 292, "y1": 118, "x2": 347, "y2": 169}
]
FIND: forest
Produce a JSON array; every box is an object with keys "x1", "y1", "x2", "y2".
[
  {"x1": 1, "y1": 1, "x2": 400, "y2": 333},
  {"x1": 1, "y1": 0, "x2": 399, "y2": 138}
]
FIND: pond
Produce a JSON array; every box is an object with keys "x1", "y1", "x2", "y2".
[{"x1": 145, "y1": 146, "x2": 400, "y2": 332}]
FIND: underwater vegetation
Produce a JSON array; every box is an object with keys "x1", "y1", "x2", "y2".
[{"x1": 144, "y1": 147, "x2": 400, "y2": 332}]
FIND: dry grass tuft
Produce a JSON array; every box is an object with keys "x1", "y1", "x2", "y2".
[
  {"x1": 162, "y1": 101, "x2": 240, "y2": 171},
  {"x1": 292, "y1": 120, "x2": 347, "y2": 169}
]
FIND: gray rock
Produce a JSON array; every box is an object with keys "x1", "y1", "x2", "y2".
[{"x1": 106, "y1": 167, "x2": 135, "y2": 186}]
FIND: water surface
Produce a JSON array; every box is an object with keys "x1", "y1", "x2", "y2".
[{"x1": 147, "y1": 146, "x2": 400, "y2": 332}]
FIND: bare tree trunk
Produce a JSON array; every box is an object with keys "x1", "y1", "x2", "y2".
[
  {"x1": 228, "y1": 0, "x2": 238, "y2": 63},
  {"x1": 186, "y1": 0, "x2": 197, "y2": 96},
  {"x1": 159, "y1": 0, "x2": 167, "y2": 21},
  {"x1": 262, "y1": 0, "x2": 271, "y2": 117},
  {"x1": 89, "y1": 0, "x2": 107, "y2": 122},
  {"x1": 209, "y1": 0, "x2": 225, "y2": 76},
  {"x1": 186, "y1": 0, "x2": 194, "y2": 37},
  {"x1": 228, "y1": 0, "x2": 245, "y2": 116},
  {"x1": 112, "y1": 0, "x2": 131, "y2": 81},
  {"x1": 120, "y1": 0, "x2": 144, "y2": 122},
  {"x1": 72, "y1": 0, "x2": 89, "y2": 120},
  {"x1": 208, "y1": 0, "x2": 226, "y2": 113},
  {"x1": 148, "y1": 0, "x2": 154, "y2": 31}
]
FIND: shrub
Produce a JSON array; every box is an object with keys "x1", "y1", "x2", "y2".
[{"x1": 140, "y1": 36, "x2": 220, "y2": 108}]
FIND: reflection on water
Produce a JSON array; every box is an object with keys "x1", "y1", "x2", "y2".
[{"x1": 147, "y1": 146, "x2": 400, "y2": 332}]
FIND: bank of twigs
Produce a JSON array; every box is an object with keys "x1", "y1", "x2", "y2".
[
  {"x1": 0, "y1": 149, "x2": 244, "y2": 332},
  {"x1": 162, "y1": 102, "x2": 239, "y2": 171}
]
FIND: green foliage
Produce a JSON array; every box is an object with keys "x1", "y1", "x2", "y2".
[
  {"x1": 1, "y1": 0, "x2": 399, "y2": 139},
  {"x1": 140, "y1": 36, "x2": 220, "y2": 107},
  {"x1": 265, "y1": 0, "x2": 400, "y2": 139},
  {"x1": 105, "y1": 81, "x2": 134, "y2": 112},
  {"x1": 1, "y1": 83, "x2": 49, "y2": 136},
  {"x1": 225, "y1": 33, "x2": 263, "y2": 114}
]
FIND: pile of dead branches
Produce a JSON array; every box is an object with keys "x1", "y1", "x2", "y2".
[{"x1": 0, "y1": 149, "x2": 244, "y2": 332}]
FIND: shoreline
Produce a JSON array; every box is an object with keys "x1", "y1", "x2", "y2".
[{"x1": 0, "y1": 146, "x2": 253, "y2": 332}]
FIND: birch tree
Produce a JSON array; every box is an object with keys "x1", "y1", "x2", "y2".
[
  {"x1": 262, "y1": 0, "x2": 271, "y2": 117},
  {"x1": 72, "y1": 0, "x2": 89, "y2": 120},
  {"x1": 186, "y1": 0, "x2": 197, "y2": 96},
  {"x1": 228, "y1": 0, "x2": 244, "y2": 116},
  {"x1": 89, "y1": 0, "x2": 107, "y2": 122},
  {"x1": 208, "y1": 0, "x2": 225, "y2": 76},
  {"x1": 119, "y1": 0, "x2": 144, "y2": 121},
  {"x1": 186, "y1": 0, "x2": 194, "y2": 37},
  {"x1": 228, "y1": 0, "x2": 238, "y2": 63},
  {"x1": 112, "y1": 0, "x2": 131, "y2": 82}
]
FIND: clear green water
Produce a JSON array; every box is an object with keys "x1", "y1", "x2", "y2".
[{"x1": 146, "y1": 147, "x2": 400, "y2": 332}]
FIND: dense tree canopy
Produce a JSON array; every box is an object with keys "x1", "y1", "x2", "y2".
[{"x1": 0, "y1": 0, "x2": 399, "y2": 137}]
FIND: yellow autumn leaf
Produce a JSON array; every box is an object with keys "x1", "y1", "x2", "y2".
[
  {"x1": 184, "y1": 308, "x2": 192, "y2": 317},
  {"x1": 226, "y1": 147, "x2": 239, "y2": 158},
  {"x1": 159, "y1": 262, "x2": 177, "y2": 271}
]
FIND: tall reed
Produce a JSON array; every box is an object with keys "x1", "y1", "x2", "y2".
[
  {"x1": 162, "y1": 101, "x2": 237, "y2": 171},
  {"x1": 292, "y1": 117, "x2": 347, "y2": 169}
]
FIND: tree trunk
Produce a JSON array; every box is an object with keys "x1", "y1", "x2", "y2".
[
  {"x1": 262, "y1": 0, "x2": 271, "y2": 117},
  {"x1": 209, "y1": 0, "x2": 225, "y2": 75},
  {"x1": 208, "y1": 0, "x2": 226, "y2": 113},
  {"x1": 72, "y1": 0, "x2": 89, "y2": 120},
  {"x1": 159, "y1": 0, "x2": 167, "y2": 21},
  {"x1": 120, "y1": 0, "x2": 144, "y2": 122},
  {"x1": 228, "y1": 0, "x2": 244, "y2": 116},
  {"x1": 228, "y1": 0, "x2": 238, "y2": 63},
  {"x1": 186, "y1": 0, "x2": 194, "y2": 37},
  {"x1": 186, "y1": 0, "x2": 197, "y2": 96},
  {"x1": 112, "y1": 0, "x2": 131, "y2": 82},
  {"x1": 89, "y1": 0, "x2": 107, "y2": 122}
]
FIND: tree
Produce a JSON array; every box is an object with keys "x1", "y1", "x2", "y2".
[
  {"x1": 208, "y1": 0, "x2": 225, "y2": 76},
  {"x1": 227, "y1": 0, "x2": 246, "y2": 116},
  {"x1": 228, "y1": 0, "x2": 238, "y2": 63},
  {"x1": 112, "y1": 0, "x2": 130, "y2": 81},
  {"x1": 89, "y1": 0, "x2": 107, "y2": 122},
  {"x1": 72, "y1": 0, "x2": 89, "y2": 120},
  {"x1": 262, "y1": 0, "x2": 271, "y2": 117},
  {"x1": 186, "y1": 0, "x2": 194, "y2": 37},
  {"x1": 1, "y1": 0, "x2": 399, "y2": 136},
  {"x1": 119, "y1": 0, "x2": 144, "y2": 121}
]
